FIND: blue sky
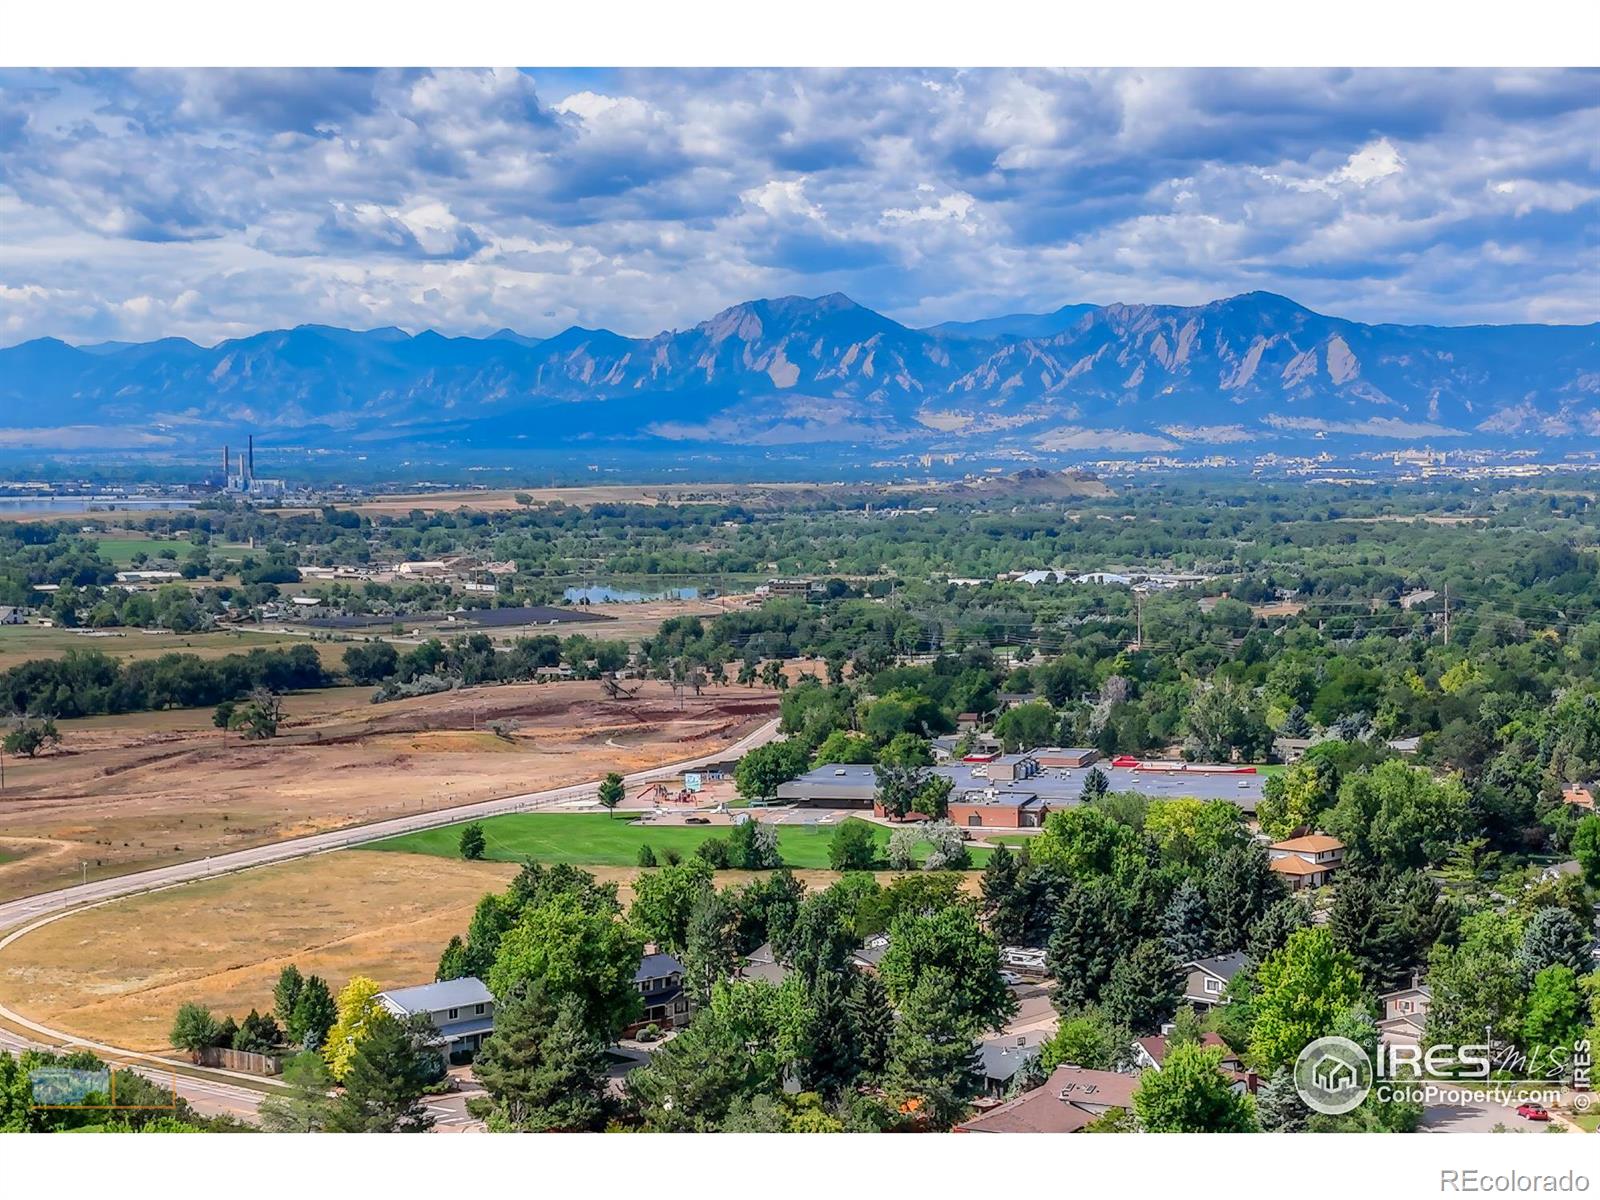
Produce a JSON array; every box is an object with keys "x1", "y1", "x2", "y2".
[{"x1": 0, "y1": 67, "x2": 1595, "y2": 346}]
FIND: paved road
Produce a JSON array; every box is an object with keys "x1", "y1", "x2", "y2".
[{"x1": 0, "y1": 716, "x2": 779, "y2": 1123}]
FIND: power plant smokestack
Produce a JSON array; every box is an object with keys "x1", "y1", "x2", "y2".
[
  {"x1": 223, "y1": 445, "x2": 230, "y2": 480},
  {"x1": 247, "y1": 434, "x2": 254, "y2": 480}
]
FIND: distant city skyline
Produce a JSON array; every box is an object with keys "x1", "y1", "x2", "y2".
[{"x1": 0, "y1": 67, "x2": 1596, "y2": 347}]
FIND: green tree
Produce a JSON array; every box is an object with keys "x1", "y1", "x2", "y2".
[
  {"x1": 629, "y1": 857, "x2": 713, "y2": 955},
  {"x1": 1424, "y1": 910, "x2": 1526, "y2": 1054},
  {"x1": 324, "y1": 1010, "x2": 436, "y2": 1133},
  {"x1": 884, "y1": 974, "x2": 983, "y2": 1131},
  {"x1": 289, "y1": 974, "x2": 337, "y2": 1050},
  {"x1": 1103, "y1": 939, "x2": 1184, "y2": 1035},
  {"x1": 169, "y1": 1002, "x2": 220, "y2": 1061},
  {"x1": 1133, "y1": 1042, "x2": 1257, "y2": 1132},
  {"x1": 1325, "y1": 759, "x2": 1468, "y2": 870},
  {"x1": 994, "y1": 700, "x2": 1056, "y2": 752},
  {"x1": 727, "y1": 816, "x2": 782, "y2": 870},
  {"x1": 828, "y1": 818, "x2": 880, "y2": 871},
  {"x1": 811, "y1": 729, "x2": 876, "y2": 765},
  {"x1": 1206, "y1": 843, "x2": 1287, "y2": 952},
  {"x1": 734, "y1": 739, "x2": 809, "y2": 802},
  {"x1": 257, "y1": 1051, "x2": 336, "y2": 1133},
  {"x1": 1523, "y1": 965, "x2": 1587, "y2": 1064},
  {"x1": 1256, "y1": 753, "x2": 1341, "y2": 840},
  {"x1": 436, "y1": 936, "x2": 469, "y2": 982},
  {"x1": 881, "y1": 906, "x2": 1015, "y2": 1033},
  {"x1": 1038, "y1": 1005, "x2": 1130, "y2": 1073},
  {"x1": 1330, "y1": 874, "x2": 1407, "y2": 994},
  {"x1": 597, "y1": 772, "x2": 625, "y2": 818},
  {"x1": 458, "y1": 822, "x2": 487, "y2": 860},
  {"x1": 1571, "y1": 814, "x2": 1600, "y2": 888},
  {"x1": 1249, "y1": 927, "x2": 1368, "y2": 1072},
  {"x1": 846, "y1": 972, "x2": 893, "y2": 1081},
  {"x1": 979, "y1": 845, "x2": 1018, "y2": 932},
  {"x1": 1161, "y1": 879, "x2": 1213, "y2": 963},
  {"x1": 489, "y1": 897, "x2": 646, "y2": 1043},
  {"x1": 475, "y1": 984, "x2": 609, "y2": 1131},
  {"x1": 628, "y1": 980, "x2": 794, "y2": 1131}
]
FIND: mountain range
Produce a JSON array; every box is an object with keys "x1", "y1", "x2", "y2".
[{"x1": 2, "y1": 291, "x2": 1595, "y2": 456}]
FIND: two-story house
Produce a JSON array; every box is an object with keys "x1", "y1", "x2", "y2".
[
  {"x1": 1182, "y1": 951, "x2": 1248, "y2": 1009},
  {"x1": 1267, "y1": 834, "x2": 1345, "y2": 890},
  {"x1": 376, "y1": 976, "x2": 495, "y2": 1060},
  {"x1": 631, "y1": 947, "x2": 690, "y2": 1036}
]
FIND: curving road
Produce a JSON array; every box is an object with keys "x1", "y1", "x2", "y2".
[{"x1": 0, "y1": 716, "x2": 780, "y2": 1118}]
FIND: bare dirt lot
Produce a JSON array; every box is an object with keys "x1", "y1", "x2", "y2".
[
  {"x1": 0, "y1": 680, "x2": 778, "y2": 902},
  {"x1": 0, "y1": 850, "x2": 971, "y2": 1053}
]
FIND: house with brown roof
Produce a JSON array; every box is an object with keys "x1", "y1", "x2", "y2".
[
  {"x1": 1561, "y1": 783, "x2": 1595, "y2": 812},
  {"x1": 1268, "y1": 833, "x2": 1345, "y2": 889},
  {"x1": 954, "y1": 1065, "x2": 1139, "y2": 1133}
]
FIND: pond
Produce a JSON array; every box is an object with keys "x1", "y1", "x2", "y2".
[{"x1": 563, "y1": 584, "x2": 702, "y2": 603}]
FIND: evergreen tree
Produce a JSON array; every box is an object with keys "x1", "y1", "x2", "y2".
[
  {"x1": 1516, "y1": 907, "x2": 1592, "y2": 983},
  {"x1": 1161, "y1": 879, "x2": 1213, "y2": 963},
  {"x1": 325, "y1": 1011, "x2": 436, "y2": 1133},
  {"x1": 1255, "y1": 1065, "x2": 1312, "y2": 1132},
  {"x1": 458, "y1": 822, "x2": 487, "y2": 860},
  {"x1": 847, "y1": 973, "x2": 893, "y2": 1080},
  {"x1": 980, "y1": 845, "x2": 1019, "y2": 938},
  {"x1": 1390, "y1": 870, "x2": 1457, "y2": 977},
  {"x1": 1246, "y1": 896, "x2": 1312, "y2": 965},
  {"x1": 1330, "y1": 874, "x2": 1407, "y2": 993},
  {"x1": 884, "y1": 975, "x2": 982, "y2": 1131},
  {"x1": 1102, "y1": 939, "x2": 1183, "y2": 1035},
  {"x1": 1206, "y1": 843, "x2": 1286, "y2": 952},
  {"x1": 475, "y1": 984, "x2": 609, "y2": 1131},
  {"x1": 272, "y1": 965, "x2": 304, "y2": 1028},
  {"x1": 1081, "y1": 766, "x2": 1110, "y2": 803},
  {"x1": 289, "y1": 974, "x2": 337, "y2": 1051},
  {"x1": 436, "y1": 935, "x2": 469, "y2": 982},
  {"x1": 1046, "y1": 882, "x2": 1119, "y2": 1010},
  {"x1": 797, "y1": 969, "x2": 863, "y2": 1099}
]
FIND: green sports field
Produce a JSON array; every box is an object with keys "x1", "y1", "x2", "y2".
[{"x1": 364, "y1": 812, "x2": 990, "y2": 870}]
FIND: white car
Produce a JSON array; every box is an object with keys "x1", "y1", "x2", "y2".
[{"x1": 999, "y1": 970, "x2": 1023, "y2": 986}]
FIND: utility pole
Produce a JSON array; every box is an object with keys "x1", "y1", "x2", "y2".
[
  {"x1": 1442, "y1": 584, "x2": 1451, "y2": 646},
  {"x1": 1134, "y1": 592, "x2": 1144, "y2": 651}
]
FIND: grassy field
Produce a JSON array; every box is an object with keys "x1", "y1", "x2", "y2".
[
  {"x1": 84, "y1": 534, "x2": 254, "y2": 566},
  {"x1": 0, "y1": 625, "x2": 357, "y2": 672},
  {"x1": 366, "y1": 812, "x2": 991, "y2": 870}
]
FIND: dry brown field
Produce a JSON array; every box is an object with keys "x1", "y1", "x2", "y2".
[
  {"x1": 0, "y1": 680, "x2": 778, "y2": 902},
  {"x1": 0, "y1": 849, "x2": 976, "y2": 1052}
]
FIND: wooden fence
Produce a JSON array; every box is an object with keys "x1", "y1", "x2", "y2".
[{"x1": 197, "y1": 1046, "x2": 285, "y2": 1076}]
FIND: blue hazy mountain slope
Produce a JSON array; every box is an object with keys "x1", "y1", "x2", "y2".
[{"x1": 1, "y1": 292, "x2": 1594, "y2": 452}]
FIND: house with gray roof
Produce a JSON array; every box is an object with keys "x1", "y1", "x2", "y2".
[
  {"x1": 377, "y1": 976, "x2": 495, "y2": 1058},
  {"x1": 1183, "y1": 952, "x2": 1248, "y2": 1009}
]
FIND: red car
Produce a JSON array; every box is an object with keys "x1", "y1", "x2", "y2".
[{"x1": 1515, "y1": 1102, "x2": 1550, "y2": 1121}]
